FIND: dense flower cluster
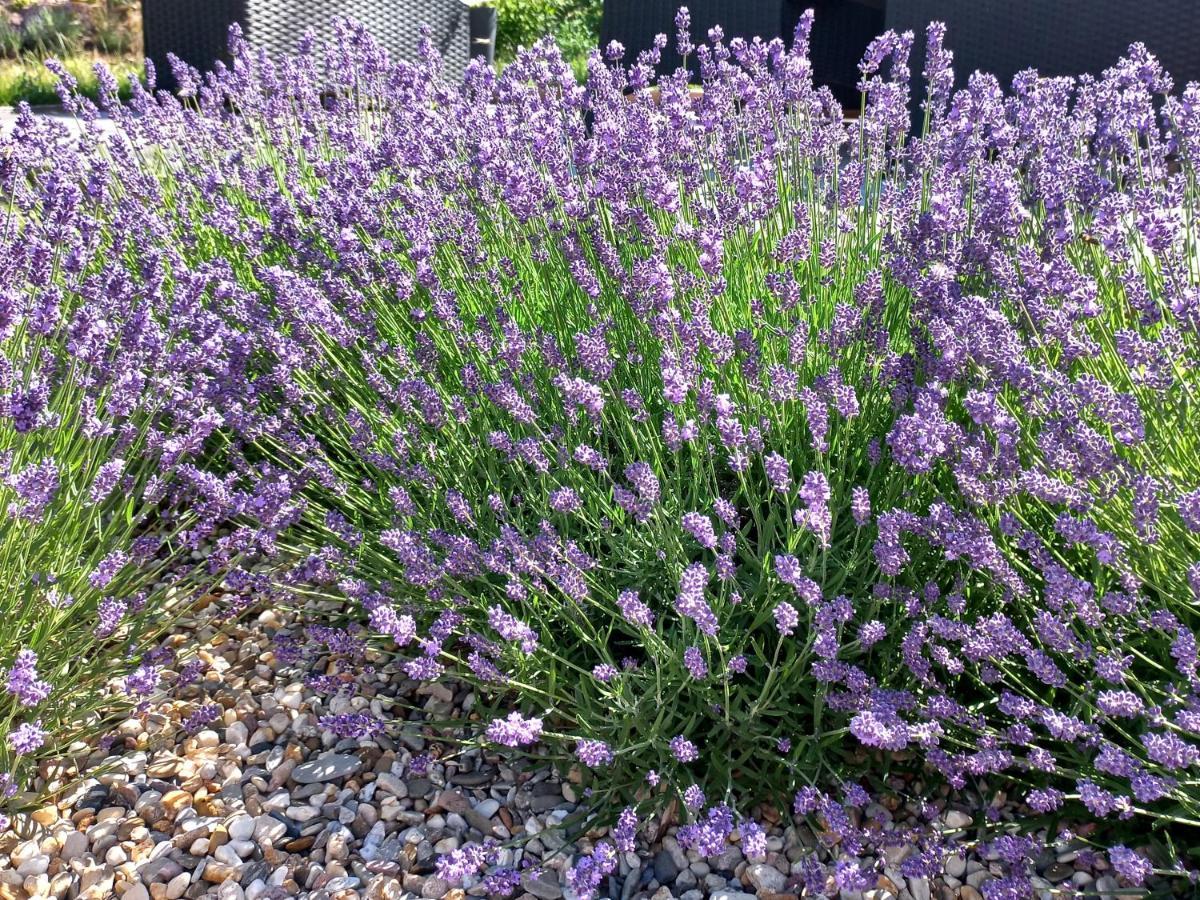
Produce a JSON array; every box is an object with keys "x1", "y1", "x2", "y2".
[
  {"x1": 3, "y1": 4, "x2": 1200, "y2": 891},
  {"x1": 0, "y1": 81, "x2": 304, "y2": 807}
]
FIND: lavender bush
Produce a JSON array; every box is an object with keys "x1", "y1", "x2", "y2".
[
  {"x1": 0, "y1": 100, "x2": 301, "y2": 827},
  {"x1": 4, "y1": 7, "x2": 1200, "y2": 891}
]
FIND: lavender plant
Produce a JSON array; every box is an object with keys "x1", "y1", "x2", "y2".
[
  {"x1": 7, "y1": 7, "x2": 1200, "y2": 891},
  {"x1": 0, "y1": 100, "x2": 301, "y2": 826}
]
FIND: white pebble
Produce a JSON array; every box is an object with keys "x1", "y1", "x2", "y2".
[
  {"x1": 253, "y1": 815, "x2": 287, "y2": 844},
  {"x1": 226, "y1": 814, "x2": 255, "y2": 842},
  {"x1": 60, "y1": 831, "x2": 88, "y2": 862},
  {"x1": 15, "y1": 854, "x2": 49, "y2": 877},
  {"x1": 166, "y1": 873, "x2": 191, "y2": 899},
  {"x1": 214, "y1": 843, "x2": 242, "y2": 866}
]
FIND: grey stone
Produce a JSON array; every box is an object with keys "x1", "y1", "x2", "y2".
[
  {"x1": 291, "y1": 754, "x2": 362, "y2": 784},
  {"x1": 522, "y1": 869, "x2": 564, "y2": 900},
  {"x1": 746, "y1": 863, "x2": 786, "y2": 893},
  {"x1": 653, "y1": 849, "x2": 681, "y2": 884}
]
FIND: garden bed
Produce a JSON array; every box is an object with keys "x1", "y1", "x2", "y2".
[{"x1": 2, "y1": 9, "x2": 1199, "y2": 900}]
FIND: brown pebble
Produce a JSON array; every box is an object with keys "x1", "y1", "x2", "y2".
[
  {"x1": 202, "y1": 863, "x2": 240, "y2": 883},
  {"x1": 31, "y1": 805, "x2": 58, "y2": 826},
  {"x1": 161, "y1": 790, "x2": 192, "y2": 818},
  {"x1": 878, "y1": 876, "x2": 901, "y2": 893},
  {"x1": 286, "y1": 836, "x2": 316, "y2": 852}
]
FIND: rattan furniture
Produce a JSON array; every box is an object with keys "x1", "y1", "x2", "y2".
[{"x1": 142, "y1": 0, "x2": 496, "y2": 92}]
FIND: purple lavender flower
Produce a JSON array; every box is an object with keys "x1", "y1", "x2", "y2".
[
  {"x1": 486, "y1": 712, "x2": 544, "y2": 747},
  {"x1": 181, "y1": 703, "x2": 222, "y2": 734},
  {"x1": 670, "y1": 734, "x2": 699, "y2": 763},
  {"x1": 5, "y1": 460, "x2": 59, "y2": 521},
  {"x1": 488, "y1": 606, "x2": 539, "y2": 654},
  {"x1": 435, "y1": 843, "x2": 493, "y2": 885},
  {"x1": 682, "y1": 512, "x2": 718, "y2": 549},
  {"x1": 1109, "y1": 846, "x2": 1153, "y2": 886},
  {"x1": 617, "y1": 590, "x2": 655, "y2": 628},
  {"x1": 1142, "y1": 731, "x2": 1199, "y2": 771},
  {"x1": 1178, "y1": 487, "x2": 1200, "y2": 532},
  {"x1": 1096, "y1": 690, "x2": 1144, "y2": 718},
  {"x1": 319, "y1": 712, "x2": 384, "y2": 739},
  {"x1": 850, "y1": 709, "x2": 909, "y2": 750},
  {"x1": 675, "y1": 563, "x2": 719, "y2": 635},
  {"x1": 739, "y1": 820, "x2": 766, "y2": 860},
  {"x1": 683, "y1": 646, "x2": 708, "y2": 679},
  {"x1": 764, "y1": 452, "x2": 791, "y2": 492},
  {"x1": 576, "y1": 739, "x2": 614, "y2": 767},
  {"x1": 5, "y1": 650, "x2": 51, "y2": 708},
  {"x1": 713, "y1": 498, "x2": 739, "y2": 527},
  {"x1": 858, "y1": 620, "x2": 886, "y2": 648},
  {"x1": 549, "y1": 487, "x2": 582, "y2": 514},
  {"x1": 7, "y1": 720, "x2": 47, "y2": 755},
  {"x1": 566, "y1": 841, "x2": 617, "y2": 900},
  {"x1": 481, "y1": 868, "x2": 522, "y2": 898},
  {"x1": 851, "y1": 486, "x2": 871, "y2": 526},
  {"x1": 677, "y1": 805, "x2": 734, "y2": 857},
  {"x1": 613, "y1": 806, "x2": 638, "y2": 852},
  {"x1": 773, "y1": 602, "x2": 799, "y2": 636},
  {"x1": 683, "y1": 784, "x2": 706, "y2": 810}
]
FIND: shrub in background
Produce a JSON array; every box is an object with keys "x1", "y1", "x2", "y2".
[
  {"x1": 18, "y1": 5, "x2": 84, "y2": 57},
  {"x1": 494, "y1": 0, "x2": 600, "y2": 77}
]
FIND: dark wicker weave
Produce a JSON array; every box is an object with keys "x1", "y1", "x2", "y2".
[
  {"x1": 142, "y1": 0, "x2": 495, "y2": 93},
  {"x1": 886, "y1": 0, "x2": 1200, "y2": 96}
]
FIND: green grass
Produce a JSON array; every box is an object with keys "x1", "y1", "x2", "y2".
[{"x1": 0, "y1": 54, "x2": 141, "y2": 107}]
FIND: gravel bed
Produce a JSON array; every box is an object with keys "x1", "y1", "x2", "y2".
[{"x1": 0, "y1": 600, "x2": 1127, "y2": 900}]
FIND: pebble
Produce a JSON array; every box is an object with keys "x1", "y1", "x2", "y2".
[
  {"x1": 1, "y1": 575, "x2": 1136, "y2": 900},
  {"x1": 227, "y1": 814, "x2": 255, "y2": 842},
  {"x1": 165, "y1": 873, "x2": 191, "y2": 899},
  {"x1": 747, "y1": 863, "x2": 786, "y2": 893},
  {"x1": 653, "y1": 848, "x2": 681, "y2": 883},
  {"x1": 292, "y1": 753, "x2": 362, "y2": 784},
  {"x1": 943, "y1": 810, "x2": 972, "y2": 829}
]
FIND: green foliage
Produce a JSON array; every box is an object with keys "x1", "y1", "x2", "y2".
[
  {"x1": 0, "y1": 20, "x2": 21, "y2": 59},
  {"x1": 0, "y1": 355, "x2": 216, "y2": 809},
  {"x1": 20, "y1": 5, "x2": 85, "y2": 57},
  {"x1": 0, "y1": 55, "x2": 141, "y2": 107},
  {"x1": 494, "y1": 0, "x2": 600, "y2": 77}
]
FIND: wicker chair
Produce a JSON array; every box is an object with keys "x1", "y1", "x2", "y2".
[{"x1": 142, "y1": 0, "x2": 497, "y2": 92}]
